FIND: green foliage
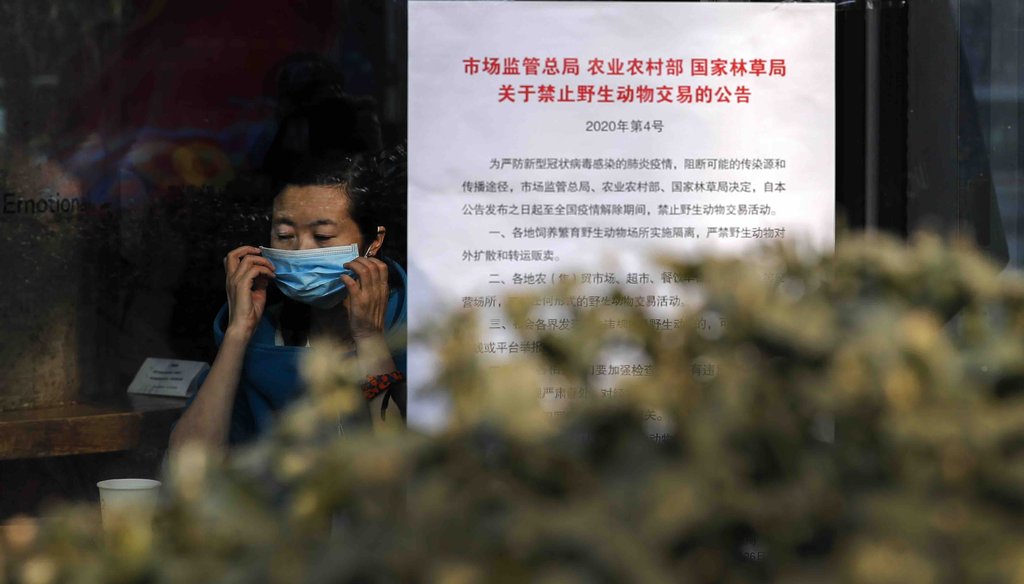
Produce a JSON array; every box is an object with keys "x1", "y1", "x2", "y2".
[{"x1": 6, "y1": 233, "x2": 1024, "y2": 583}]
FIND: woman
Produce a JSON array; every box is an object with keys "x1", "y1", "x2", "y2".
[{"x1": 169, "y1": 152, "x2": 407, "y2": 453}]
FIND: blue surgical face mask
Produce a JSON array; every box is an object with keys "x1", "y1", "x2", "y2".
[{"x1": 259, "y1": 244, "x2": 364, "y2": 309}]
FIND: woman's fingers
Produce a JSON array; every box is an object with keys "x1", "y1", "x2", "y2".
[
  {"x1": 368, "y1": 257, "x2": 388, "y2": 284},
  {"x1": 237, "y1": 265, "x2": 274, "y2": 311},
  {"x1": 344, "y1": 258, "x2": 388, "y2": 292},
  {"x1": 345, "y1": 258, "x2": 374, "y2": 290},
  {"x1": 224, "y1": 246, "x2": 262, "y2": 277},
  {"x1": 237, "y1": 265, "x2": 275, "y2": 291},
  {"x1": 231, "y1": 255, "x2": 275, "y2": 285},
  {"x1": 341, "y1": 267, "x2": 387, "y2": 338},
  {"x1": 223, "y1": 247, "x2": 271, "y2": 337},
  {"x1": 340, "y1": 272, "x2": 358, "y2": 293}
]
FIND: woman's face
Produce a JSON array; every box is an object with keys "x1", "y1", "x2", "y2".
[{"x1": 270, "y1": 185, "x2": 363, "y2": 251}]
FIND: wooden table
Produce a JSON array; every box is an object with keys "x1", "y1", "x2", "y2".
[{"x1": 0, "y1": 396, "x2": 185, "y2": 460}]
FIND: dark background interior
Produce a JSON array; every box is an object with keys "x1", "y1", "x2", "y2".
[{"x1": 0, "y1": 0, "x2": 407, "y2": 518}]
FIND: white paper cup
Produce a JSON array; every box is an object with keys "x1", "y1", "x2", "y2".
[{"x1": 97, "y1": 479, "x2": 161, "y2": 527}]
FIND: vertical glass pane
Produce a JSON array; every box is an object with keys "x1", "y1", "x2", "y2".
[{"x1": 959, "y1": 0, "x2": 1024, "y2": 266}]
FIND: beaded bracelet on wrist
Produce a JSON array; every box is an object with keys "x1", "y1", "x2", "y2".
[{"x1": 363, "y1": 371, "x2": 404, "y2": 401}]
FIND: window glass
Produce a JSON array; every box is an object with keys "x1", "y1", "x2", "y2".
[{"x1": 959, "y1": 1, "x2": 1024, "y2": 266}]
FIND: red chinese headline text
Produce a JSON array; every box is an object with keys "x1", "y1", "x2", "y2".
[{"x1": 463, "y1": 56, "x2": 788, "y2": 105}]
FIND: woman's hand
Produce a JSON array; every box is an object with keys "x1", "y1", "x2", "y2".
[
  {"x1": 223, "y1": 246, "x2": 275, "y2": 340},
  {"x1": 341, "y1": 257, "x2": 389, "y2": 340}
]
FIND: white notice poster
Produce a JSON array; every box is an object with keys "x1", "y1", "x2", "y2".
[{"x1": 408, "y1": 1, "x2": 835, "y2": 430}]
